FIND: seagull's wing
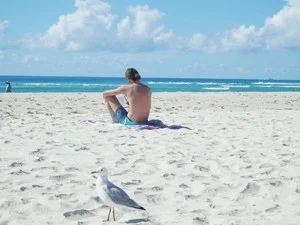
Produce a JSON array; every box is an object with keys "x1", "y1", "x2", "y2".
[{"x1": 105, "y1": 181, "x2": 145, "y2": 210}]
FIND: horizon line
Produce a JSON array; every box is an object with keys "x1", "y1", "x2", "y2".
[{"x1": 0, "y1": 74, "x2": 300, "y2": 81}]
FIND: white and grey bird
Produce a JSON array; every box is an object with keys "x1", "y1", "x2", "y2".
[{"x1": 91, "y1": 167, "x2": 146, "y2": 221}]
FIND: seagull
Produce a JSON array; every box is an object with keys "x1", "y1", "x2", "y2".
[{"x1": 91, "y1": 167, "x2": 146, "y2": 221}]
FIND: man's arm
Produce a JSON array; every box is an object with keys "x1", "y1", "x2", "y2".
[{"x1": 103, "y1": 86, "x2": 127, "y2": 97}]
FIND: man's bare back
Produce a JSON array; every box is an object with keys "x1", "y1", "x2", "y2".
[
  {"x1": 125, "y1": 83, "x2": 151, "y2": 123},
  {"x1": 103, "y1": 68, "x2": 152, "y2": 125}
]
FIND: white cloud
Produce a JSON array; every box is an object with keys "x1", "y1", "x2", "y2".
[
  {"x1": 184, "y1": 33, "x2": 217, "y2": 53},
  {"x1": 236, "y1": 67, "x2": 247, "y2": 73},
  {"x1": 0, "y1": 21, "x2": 8, "y2": 53},
  {"x1": 17, "y1": 0, "x2": 300, "y2": 53},
  {"x1": 22, "y1": 55, "x2": 44, "y2": 64},
  {"x1": 263, "y1": 0, "x2": 300, "y2": 49},
  {"x1": 20, "y1": 0, "x2": 115, "y2": 50},
  {"x1": 19, "y1": 1, "x2": 172, "y2": 52},
  {"x1": 186, "y1": 33, "x2": 206, "y2": 51},
  {"x1": 117, "y1": 5, "x2": 173, "y2": 50},
  {"x1": 0, "y1": 20, "x2": 8, "y2": 33},
  {"x1": 0, "y1": 20, "x2": 8, "y2": 37},
  {"x1": 219, "y1": 0, "x2": 300, "y2": 51},
  {"x1": 0, "y1": 51, "x2": 4, "y2": 61},
  {"x1": 185, "y1": 0, "x2": 300, "y2": 52},
  {"x1": 220, "y1": 25, "x2": 262, "y2": 51}
]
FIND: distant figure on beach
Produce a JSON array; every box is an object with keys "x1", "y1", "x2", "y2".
[
  {"x1": 103, "y1": 68, "x2": 151, "y2": 125},
  {"x1": 5, "y1": 81, "x2": 12, "y2": 93}
]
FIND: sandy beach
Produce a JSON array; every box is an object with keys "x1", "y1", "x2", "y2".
[{"x1": 0, "y1": 92, "x2": 300, "y2": 225}]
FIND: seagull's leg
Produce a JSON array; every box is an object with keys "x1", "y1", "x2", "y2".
[
  {"x1": 112, "y1": 207, "x2": 116, "y2": 221},
  {"x1": 107, "y1": 208, "x2": 112, "y2": 221}
]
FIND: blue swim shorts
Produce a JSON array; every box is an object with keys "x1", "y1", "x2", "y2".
[
  {"x1": 123, "y1": 117, "x2": 139, "y2": 126},
  {"x1": 113, "y1": 106, "x2": 128, "y2": 124},
  {"x1": 113, "y1": 106, "x2": 147, "y2": 126}
]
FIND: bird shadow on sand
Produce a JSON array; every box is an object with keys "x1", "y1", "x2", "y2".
[{"x1": 126, "y1": 218, "x2": 150, "y2": 224}]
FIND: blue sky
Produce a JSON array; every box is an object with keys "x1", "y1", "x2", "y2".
[{"x1": 0, "y1": 0, "x2": 300, "y2": 79}]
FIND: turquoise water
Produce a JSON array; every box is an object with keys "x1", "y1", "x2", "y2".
[{"x1": 1, "y1": 76, "x2": 300, "y2": 92}]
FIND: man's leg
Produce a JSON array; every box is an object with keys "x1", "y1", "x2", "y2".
[{"x1": 103, "y1": 95, "x2": 122, "y2": 123}]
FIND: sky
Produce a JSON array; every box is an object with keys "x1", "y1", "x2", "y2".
[{"x1": 0, "y1": 0, "x2": 300, "y2": 79}]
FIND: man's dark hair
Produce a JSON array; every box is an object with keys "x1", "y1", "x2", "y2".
[{"x1": 125, "y1": 68, "x2": 141, "y2": 81}]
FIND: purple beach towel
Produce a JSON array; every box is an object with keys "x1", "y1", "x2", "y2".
[{"x1": 82, "y1": 119, "x2": 191, "y2": 130}]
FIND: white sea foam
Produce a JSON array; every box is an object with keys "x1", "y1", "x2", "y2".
[
  {"x1": 81, "y1": 84, "x2": 117, "y2": 87},
  {"x1": 223, "y1": 85, "x2": 250, "y2": 88},
  {"x1": 252, "y1": 82, "x2": 300, "y2": 85},
  {"x1": 147, "y1": 81, "x2": 193, "y2": 85},
  {"x1": 255, "y1": 85, "x2": 272, "y2": 88},
  {"x1": 24, "y1": 83, "x2": 62, "y2": 86},
  {"x1": 196, "y1": 82, "x2": 218, "y2": 85},
  {"x1": 279, "y1": 85, "x2": 300, "y2": 88},
  {"x1": 203, "y1": 87, "x2": 230, "y2": 90}
]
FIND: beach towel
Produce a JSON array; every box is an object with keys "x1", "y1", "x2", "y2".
[
  {"x1": 135, "y1": 119, "x2": 191, "y2": 130},
  {"x1": 83, "y1": 118, "x2": 191, "y2": 130}
]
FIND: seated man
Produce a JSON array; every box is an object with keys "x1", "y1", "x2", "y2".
[{"x1": 103, "y1": 68, "x2": 151, "y2": 125}]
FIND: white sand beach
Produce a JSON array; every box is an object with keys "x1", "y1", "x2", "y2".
[{"x1": 0, "y1": 92, "x2": 300, "y2": 225}]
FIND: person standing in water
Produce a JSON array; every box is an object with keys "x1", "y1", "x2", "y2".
[{"x1": 5, "y1": 81, "x2": 12, "y2": 93}]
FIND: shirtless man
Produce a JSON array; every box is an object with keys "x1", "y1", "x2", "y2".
[{"x1": 103, "y1": 68, "x2": 151, "y2": 125}]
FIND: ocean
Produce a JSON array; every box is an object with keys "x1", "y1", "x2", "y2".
[{"x1": 1, "y1": 75, "x2": 300, "y2": 93}]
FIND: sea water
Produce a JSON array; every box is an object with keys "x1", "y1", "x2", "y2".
[{"x1": 1, "y1": 76, "x2": 300, "y2": 93}]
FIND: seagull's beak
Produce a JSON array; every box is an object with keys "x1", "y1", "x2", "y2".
[{"x1": 91, "y1": 171, "x2": 97, "y2": 174}]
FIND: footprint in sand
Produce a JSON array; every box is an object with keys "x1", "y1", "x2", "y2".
[
  {"x1": 265, "y1": 204, "x2": 280, "y2": 212},
  {"x1": 146, "y1": 194, "x2": 160, "y2": 204},
  {"x1": 134, "y1": 158, "x2": 145, "y2": 164},
  {"x1": 47, "y1": 193, "x2": 74, "y2": 201},
  {"x1": 1, "y1": 201, "x2": 17, "y2": 209},
  {"x1": 50, "y1": 174, "x2": 72, "y2": 182},
  {"x1": 20, "y1": 186, "x2": 28, "y2": 191},
  {"x1": 134, "y1": 187, "x2": 146, "y2": 195},
  {"x1": 65, "y1": 167, "x2": 80, "y2": 172},
  {"x1": 240, "y1": 182, "x2": 260, "y2": 196},
  {"x1": 31, "y1": 148, "x2": 44, "y2": 155},
  {"x1": 167, "y1": 151, "x2": 177, "y2": 156},
  {"x1": 177, "y1": 163, "x2": 186, "y2": 168},
  {"x1": 63, "y1": 209, "x2": 95, "y2": 220},
  {"x1": 21, "y1": 198, "x2": 32, "y2": 204},
  {"x1": 32, "y1": 184, "x2": 44, "y2": 188},
  {"x1": 162, "y1": 173, "x2": 176, "y2": 180},
  {"x1": 121, "y1": 180, "x2": 141, "y2": 187},
  {"x1": 151, "y1": 186, "x2": 163, "y2": 192},
  {"x1": 269, "y1": 181, "x2": 282, "y2": 187},
  {"x1": 75, "y1": 146, "x2": 90, "y2": 151},
  {"x1": 9, "y1": 162, "x2": 24, "y2": 167},
  {"x1": 127, "y1": 143, "x2": 137, "y2": 147},
  {"x1": 179, "y1": 183, "x2": 189, "y2": 189},
  {"x1": 115, "y1": 158, "x2": 128, "y2": 165},
  {"x1": 194, "y1": 165, "x2": 210, "y2": 172},
  {"x1": 193, "y1": 216, "x2": 208, "y2": 225},
  {"x1": 10, "y1": 169, "x2": 29, "y2": 175},
  {"x1": 33, "y1": 203, "x2": 51, "y2": 213},
  {"x1": 167, "y1": 160, "x2": 178, "y2": 164},
  {"x1": 31, "y1": 166, "x2": 57, "y2": 172},
  {"x1": 184, "y1": 194, "x2": 200, "y2": 200},
  {"x1": 35, "y1": 156, "x2": 46, "y2": 162}
]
